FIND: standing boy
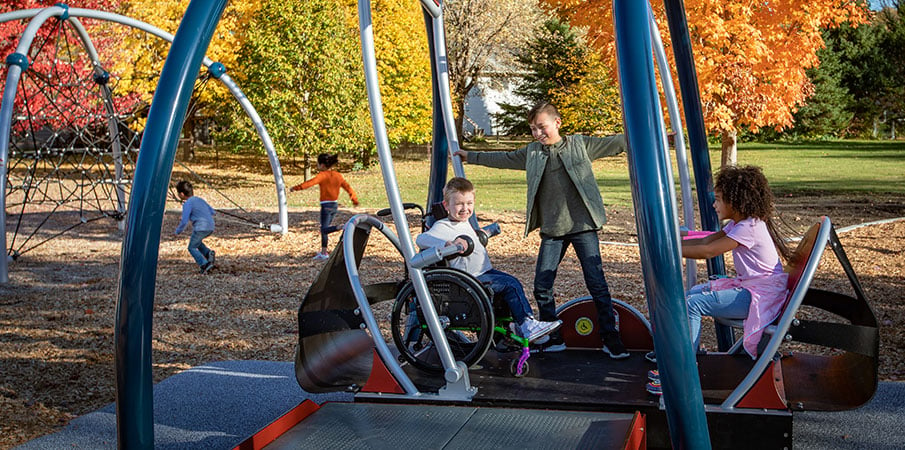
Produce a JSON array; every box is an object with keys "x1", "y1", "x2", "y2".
[
  {"x1": 416, "y1": 177, "x2": 561, "y2": 343},
  {"x1": 174, "y1": 180, "x2": 216, "y2": 274},
  {"x1": 455, "y1": 102, "x2": 629, "y2": 359}
]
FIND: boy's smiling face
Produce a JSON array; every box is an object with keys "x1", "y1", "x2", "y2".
[
  {"x1": 530, "y1": 112, "x2": 562, "y2": 146},
  {"x1": 443, "y1": 190, "x2": 475, "y2": 223}
]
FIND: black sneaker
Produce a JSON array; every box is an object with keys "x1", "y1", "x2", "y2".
[
  {"x1": 208, "y1": 250, "x2": 215, "y2": 266},
  {"x1": 200, "y1": 262, "x2": 213, "y2": 274},
  {"x1": 645, "y1": 351, "x2": 657, "y2": 364},
  {"x1": 602, "y1": 333, "x2": 629, "y2": 359},
  {"x1": 530, "y1": 334, "x2": 566, "y2": 353}
]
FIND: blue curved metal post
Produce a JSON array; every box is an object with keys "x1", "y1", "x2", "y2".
[
  {"x1": 423, "y1": 8, "x2": 449, "y2": 218},
  {"x1": 113, "y1": 0, "x2": 227, "y2": 447},
  {"x1": 613, "y1": 1, "x2": 711, "y2": 448},
  {"x1": 662, "y1": 0, "x2": 734, "y2": 350}
]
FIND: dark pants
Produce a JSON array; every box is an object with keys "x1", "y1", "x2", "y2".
[
  {"x1": 477, "y1": 269, "x2": 534, "y2": 325},
  {"x1": 533, "y1": 230, "x2": 617, "y2": 338},
  {"x1": 319, "y1": 201, "x2": 339, "y2": 248}
]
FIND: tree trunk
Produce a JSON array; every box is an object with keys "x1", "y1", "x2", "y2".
[
  {"x1": 361, "y1": 147, "x2": 371, "y2": 167},
  {"x1": 454, "y1": 96, "x2": 466, "y2": 144},
  {"x1": 720, "y1": 130, "x2": 737, "y2": 168},
  {"x1": 304, "y1": 152, "x2": 311, "y2": 180},
  {"x1": 182, "y1": 119, "x2": 195, "y2": 162}
]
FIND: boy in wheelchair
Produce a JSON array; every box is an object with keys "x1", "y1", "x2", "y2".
[{"x1": 415, "y1": 177, "x2": 561, "y2": 343}]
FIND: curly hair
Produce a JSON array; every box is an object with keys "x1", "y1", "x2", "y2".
[{"x1": 714, "y1": 165, "x2": 791, "y2": 261}]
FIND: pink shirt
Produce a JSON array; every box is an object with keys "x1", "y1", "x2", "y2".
[
  {"x1": 712, "y1": 218, "x2": 788, "y2": 357},
  {"x1": 723, "y1": 218, "x2": 784, "y2": 278}
]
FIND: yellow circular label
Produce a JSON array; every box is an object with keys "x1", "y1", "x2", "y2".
[{"x1": 575, "y1": 317, "x2": 594, "y2": 336}]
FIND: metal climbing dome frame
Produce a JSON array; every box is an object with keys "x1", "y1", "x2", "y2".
[{"x1": 0, "y1": 4, "x2": 292, "y2": 283}]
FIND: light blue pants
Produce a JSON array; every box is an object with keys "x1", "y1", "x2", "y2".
[
  {"x1": 686, "y1": 283, "x2": 751, "y2": 351},
  {"x1": 188, "y1": 229, "x2": 213, "y2": 267}
]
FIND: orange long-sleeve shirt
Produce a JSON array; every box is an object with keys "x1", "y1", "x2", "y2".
[{"x1": 292, "y1": 170, "x2": 359, "y2": 204}]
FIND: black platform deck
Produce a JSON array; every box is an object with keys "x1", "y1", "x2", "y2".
[
  {"x1": 365, "y1": 350, "x2": 792, "y2": 449},
  {"x1": 266, "y1": 402, "x2": 637, "y2": 449}
]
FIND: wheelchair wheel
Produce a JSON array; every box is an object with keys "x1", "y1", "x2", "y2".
[
  {"x1": 510, "y1": 358, "x2": 529, "y2": 378},
  {"x1": 391, "y1": 268, "x2": 494, "y2": 373}
]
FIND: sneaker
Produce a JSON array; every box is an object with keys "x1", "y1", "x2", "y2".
[
  {"x1": 530, "y1": 333, "x2": 567, "y2": 353},
  {"x1": 200, "y1": 262, "x2": 213, "y2": 274},
  {"x1": 645, "y1": 351, "x2": 657, "y2": 364},
  {"x1": 208, "y1": 250, "x2": 215, "y2": 266},
  {"x1": 313, "y1": 252, "x2": 329, "y2": 261},
  {"x1": 602, "y1": 333, "x2": 630, "y2": 359},
  {"x1": 510, "y1": 322, "x2": 552, "y2": 345},
  {"x1": 531, "y1": 341, "x2": 567, "y2": 353},
  {"x1": 648, "y1": 369, "x2": 659, "y2": 381},
  {"x1": 646, "y1": 379, "x2": 662, "y2": 395},
  {"x1": 519, "y1": 317, "x2": 562, "y2": 344}
]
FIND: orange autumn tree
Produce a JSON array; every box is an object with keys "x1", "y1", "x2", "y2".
[{"x1": 545, "y1": 0, "x2": 867, "y2": 166}]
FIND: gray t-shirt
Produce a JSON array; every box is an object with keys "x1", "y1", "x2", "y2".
[{"x1": 535, "y1": 140, "x2": 596, "y2": 237}]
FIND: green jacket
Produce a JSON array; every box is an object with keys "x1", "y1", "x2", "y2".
[{"x1": 470, "y1": 134, "x2": 626, "y2": 236}]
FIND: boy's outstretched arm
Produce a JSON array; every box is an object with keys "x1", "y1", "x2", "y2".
[
  {"x1": 586, "y1": 134, "x2": 627, "y2": 160},
  {"x1": 459, "y1": 146, "x2": 529, "y2": 170}
]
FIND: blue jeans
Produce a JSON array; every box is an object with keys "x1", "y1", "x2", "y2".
[
  {"x1": 477, "y1": 269, "x2": 534, "y2": 325},
  {"x1": 686, "y1": 283, "x2": 751, "y2": 351},
  {"x1": 534, "y1": 230, "x2": 616, "y2": 337},
  {"x1": 188, "y1": 229, "x2": 213, "y2": 267},
  {"x1": 319, "y1": 201, "x2": 339, "y2": 248}
]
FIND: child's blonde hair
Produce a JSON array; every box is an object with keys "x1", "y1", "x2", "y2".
[
  {"x1": 527, "y1": 101, "x2": 561, "y2": 123},
  {"x1": 443, "y1": 177, "x2": 474, "y2": 203}
]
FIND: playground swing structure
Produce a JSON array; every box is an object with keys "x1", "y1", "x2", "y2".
[
  {"x1": 291, "y1": 0, "x2": 880, "y2": 447},
  {"x1": 103, "y1": 0, "x2": 880, "y2": 448},
  {"x1": 0, "y1": 4, "x2": 294, "y2": 283}
]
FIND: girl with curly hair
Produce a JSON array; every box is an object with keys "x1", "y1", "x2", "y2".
[{"x1": 680, "y1": 165, "x2": 791, "y2": 358}]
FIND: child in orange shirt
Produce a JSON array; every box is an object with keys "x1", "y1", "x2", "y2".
[{"x1": 290, "y1": 153, "x2": 359, "y2": 260}]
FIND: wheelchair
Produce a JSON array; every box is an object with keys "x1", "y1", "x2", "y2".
[{"x1": 378, "y1": 203, "x2": 533, "y2": 377}]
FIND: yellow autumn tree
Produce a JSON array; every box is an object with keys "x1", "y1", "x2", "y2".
[
  {"x1": 544, "y1": 0, "x2": 867, "y2": 166},
  {"x1": 113, "y1": 0, "x2": 431, "y2": 155},
  {"x1": 112, "y1": 0, "x2": 253, "y2": 110},
  {"x1": 367, "y1": 0, "x2": 432, "y2": 146},
  {"x1": 99, "y1": 0, "x2": 255, "y2": 160}
]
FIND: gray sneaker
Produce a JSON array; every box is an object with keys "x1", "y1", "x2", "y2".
[
  {"x1": 531, "y1": 341, "x2": 567, "y2": 353},
  {"x1": 520, "y1": 317, "x2": 562, "y2": 343}
]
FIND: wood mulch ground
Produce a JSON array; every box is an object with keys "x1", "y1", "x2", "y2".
[{"x1": 1, "y1": 161, "x2": 903, "y2": 448}]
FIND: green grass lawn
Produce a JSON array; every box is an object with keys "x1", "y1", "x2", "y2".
[{"x1": 294, "y1": 139, "x2": 905, "y2": 213}]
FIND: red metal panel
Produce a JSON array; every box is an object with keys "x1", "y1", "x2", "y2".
[{"x1": 233, "y1": 400, "x2": 320, "y2": 450}]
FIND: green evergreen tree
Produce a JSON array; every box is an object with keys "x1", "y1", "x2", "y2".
[
  {"x1": 816, "y1": 3, "x2": 905, "y2": 137},
  {"x1": 788, "y1": 31, "x2": 855, "y2": 138},
  {"x1": 492, "y1": 18, "x2": 588, "y2": 135}
]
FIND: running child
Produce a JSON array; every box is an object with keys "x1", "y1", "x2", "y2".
[
  {"x1": 174, "y1": 180, "x2": 216, "y2": 274},
  {"x1": 290, "y1": 153, "x2": 359, "y2": 260}
]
